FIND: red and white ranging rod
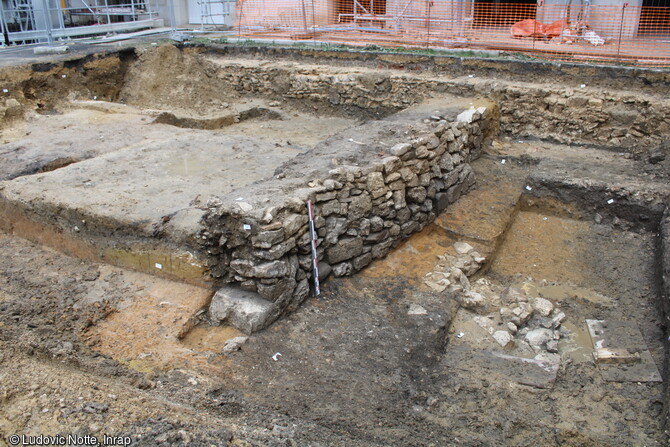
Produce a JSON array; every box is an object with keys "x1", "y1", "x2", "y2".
[{"x1": 307, "y1": 200, "x2": 320, "y2": 296}]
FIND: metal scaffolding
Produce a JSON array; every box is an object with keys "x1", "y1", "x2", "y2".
[{"x1": 0, "y1": 0, "x2": 162, "y2": 45}]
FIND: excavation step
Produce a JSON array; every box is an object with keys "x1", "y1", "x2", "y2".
[
  {"x1": 0, "y1": 104, "x2": 188, "y2": 181},
  {"x1": 433, "y1": 155, "x2": 526, "y2": 256},
  {"x1": 501, "y1": 140, "x2": 670, "y2": 229},
  {"x1": 359, "y1": 156, "x2": 527, "y2": 289},
  {"x1": 0, "y1": 94, "x2": 497, "y2": 332},
  {"x1": 0, "y1": 133, "x2": 302, "y2": 285}
]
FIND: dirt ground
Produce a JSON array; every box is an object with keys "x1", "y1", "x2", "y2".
[
  {"x1": 0, "y1": 46, "x2": 669, "y2": 446},
  {"x1": 0, "y1": 152, "x2": 667, "y2": 446}
]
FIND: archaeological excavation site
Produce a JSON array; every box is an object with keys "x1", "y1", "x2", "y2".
[{"x1": 0, "y1": 41, "x2": 669, "y2": 446}]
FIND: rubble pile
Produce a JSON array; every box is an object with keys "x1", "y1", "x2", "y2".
[
  {"x1": 424, "y1": 243, "x2": 567, "y2": 361},
  {"x1": 423, "y1": 241, "x2": 485, "y2": 293}
]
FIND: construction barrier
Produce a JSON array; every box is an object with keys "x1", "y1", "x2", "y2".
[{"x1": 235, "y1": 0, "x2": 670, "y2": 67}]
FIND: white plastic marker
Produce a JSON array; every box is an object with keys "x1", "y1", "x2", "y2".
[{"x1": 307, "y1": 200, "x2": 320, "y2": 296}]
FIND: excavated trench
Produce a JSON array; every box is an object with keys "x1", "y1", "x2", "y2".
[{"x1": 0, "y1": 43, "x2": 669, "y2": 445}]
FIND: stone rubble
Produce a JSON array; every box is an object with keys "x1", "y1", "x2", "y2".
[
  {"x1": 423, "y1": 242, "x2": 567, "y2": 359},
  {"x1": 423, "y1": 241, "x2": 485, "y2": 294},
  {"x1": 467, "y1": 283, "x2": 567, "y2": 361}
]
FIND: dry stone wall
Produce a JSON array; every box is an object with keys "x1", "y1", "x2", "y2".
[
  {"x1": 201, "y1": 106, "x2": 495, "y2": 332},
  {"x1": 208, "y1": 56, "x2": 669, "y2": 151}
]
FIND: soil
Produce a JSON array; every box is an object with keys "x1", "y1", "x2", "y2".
[
  {"x1": 1, "y1": 154, "x2": 667, "y2": 446},
  {"x1": 0, "y1": 45, "x2": 669, "y2": 446}
]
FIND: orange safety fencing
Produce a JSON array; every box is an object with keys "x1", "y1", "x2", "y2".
[{"x1": 234, "y1": 0, "x2": 670, "y2": 67}]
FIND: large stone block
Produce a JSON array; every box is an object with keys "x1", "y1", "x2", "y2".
[{"x1": 210, "y1": 286, "x2": 272, "y2": 334}]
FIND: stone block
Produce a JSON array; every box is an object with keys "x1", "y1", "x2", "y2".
[
  {"x1": 365, "y1": 229, "x2": 389, "y2": 243},
  {"x1": 257, "y1": 277, "x2": 296, "y2": 302},
  {"x1": 371, "y1": 239, "x2": 394, "y2": 259},
  {"x1": 251, "y1": 229, "x2": 285, "y2": 249},
  {"x1": 532, "y1": 297, "x2": 554, "y2": 317},
  {"x1": 210, "y1": 286, "x2": 272, "y2": 334},
  {"x1": 434, "y1": 192, "x2": 450, "y2": 213},
  {"x1": 327, "y1": 238, "x2": 363, "y2": 264},
  {"x1": 493, "y1": 330, "x2": 515, "y2": 349},
  {"x1": 320, "y1": 200, "x2": 346, "y2": 216},
  {"x1": 385, "y1": 172, "x2": 401, "y2": 183},
  {"x1": 407, "y1": 186, "x2": 427, "y2": 203},
  {"x1": 315, "y1": 191, "x2": 338, "y2": 202},
  {"x1": 352, "y1": 252, "x2": 373, "y2": 270},
  {"x1": 367, "y1": 172, "x2": 385, "y2": 191},
  {"x1": 283, "y1": 214, "x2": 308, "y2": 237},
  {"x1": 230, "y1": 259, "x2": 290, "y2": 279},
  {"x1": 390, "y1": 142, "x2": 412, "y2": 157},
  {"x1": 393, "y1": 189, "x2": 406, "y2": 210},
  {"x1": 382, "y1": 156, "x2": 402, "y2": 174},
  {"x1": 369, "y1": 216, "x2": 384, "y2": 232},
  {"x1": 325, "y1": 216, "x2": 349, "y2": 244},
  {"x1": 348, "y1": 193, "x2": 372, "y2": 219},
  {"x1": 332, "y1": 262, "x2": 353, "y2": 277},
  {"x1": 286, "y1": 279, "x2": 311, "y2": 312},
  {"x1": 254, "y1": 237, "x2": 296, "y2": 261}
]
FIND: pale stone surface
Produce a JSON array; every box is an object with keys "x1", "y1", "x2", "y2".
[
  {"x1": 453, "y1": 241, "x2": 474, "y2": 255},
  {"x1": 408, "y1": 304, "x2": 428, "y2": 315},
  {"x1": 209, "y1": 286, "x2": 272, "y2": 334},
  {"x1": 525, "y1": 328, "x2": 554, "y2": 351},
  {"x1": 493, "y1": 330, "x2": 515, "y2": 349},
  {"x1": 532, "y1": 297, "x2": 554, "y2": 317}
]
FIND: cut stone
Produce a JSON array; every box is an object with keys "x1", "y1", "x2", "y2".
[
  {"x1": 453, "y1": 241, "x2": 474, "y2": 255},
  {"x1": 586, "y1": 319, "x2": 662, "y2": 382},
  {"x1": 209, "y1": 286, "x2": 272, "y2": 334},
  {"x1": 327, "y1": 238, "x2": 364, "y2": 264}
]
